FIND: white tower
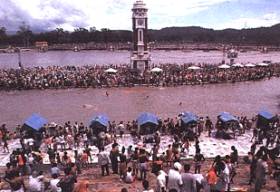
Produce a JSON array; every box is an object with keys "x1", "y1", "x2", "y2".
[{"x1": 131, "y1": 0, "x2": 151, "y2": 73}]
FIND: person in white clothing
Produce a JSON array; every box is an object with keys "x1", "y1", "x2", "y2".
[
  {"x1": 156, "y1": 170, "x2": 167, "y2": 192},
  {"x1": 28, "y1": 171, "x2": 44, "y2": 192},
  {"x1": 49, "y1": 174, "x2": 60, "y2": 192},
  {"x1": 167, "y1": 162, "x2": 183, "y2": 192},
  {"x1": 124, "y1": 167, "x2": 135, "y2": 183}
]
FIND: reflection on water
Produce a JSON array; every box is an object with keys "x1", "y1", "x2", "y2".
[
  {"x1": 0, "y1": 50, "x2": 280, "y2": 68},
  {"x1": 0, "y1": 78, "x2": 279, "y2": 129}
]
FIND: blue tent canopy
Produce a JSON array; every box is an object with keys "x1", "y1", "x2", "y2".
[
  {"x1": 258, "y1": 110, "x2": 274, "y2": 120},
  {"x1": 137, "y1": 112, "x2": 159, "y2": 126},
  {"x1": 181, "y1": 112, "x2": 198, "y2": 124},
  {"x1": 24, "y1": 113, "x2": 48, "y2": 131},
  {"x1": 90, "y1": 115, "x2": 109, "y2": 127},
  {"x1": 219, "y1": 112, "x2": 238, "y2": 123}
]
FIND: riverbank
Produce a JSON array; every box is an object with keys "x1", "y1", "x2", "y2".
[{"x1": 2, "y1": 42, "x2": 280, "y2": 52}]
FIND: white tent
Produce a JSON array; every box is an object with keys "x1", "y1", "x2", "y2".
[
  {"x1": 105, "y1": 68, "x2": 118, "y2": 73},
  {"x1": 232, "y1": 63, "x2": 244, "y2": 68},
  {"x1": 257, "y1": 62, "x2": 269, "y2": 67},
  {"x1": 188, "y1": 66, "x2": 201, "y2": 70},
  {"x1": 218, "y1": 64, "x2": 231, "y2": 69},
  {"x1": 151, "y1": 67, "x2": 163, "y2": 73},
  {"x1": 244, "y1": 63, "x2": 256, "y2": 67}
]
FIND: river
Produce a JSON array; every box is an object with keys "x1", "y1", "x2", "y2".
[
  {"x1": 0, "y1": 50, "x2": 280, "y2": 68},
  {"x1": 0, "y1": 78, "x2": 279, "y2": 129}
]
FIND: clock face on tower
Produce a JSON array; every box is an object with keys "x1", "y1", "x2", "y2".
[{"x1": 137, "y1": 19, "x2": 144, "y2": 26}]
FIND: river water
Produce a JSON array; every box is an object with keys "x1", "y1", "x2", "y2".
[
  {"x1": 0, "y1": 50, "x2": 280, "y2": 68},
  {"x1": 0, "y1": 50, "x2": 279, "y2": 129},
  {"x1": 1, "y1": 78, "x2": 279, "y2": 129}
]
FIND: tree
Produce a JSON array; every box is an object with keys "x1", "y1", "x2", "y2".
[
  {"x1": 0, "y1": 27, "x2": 7, "y2": 44},
  {"x1": 0, "y1": 27, "x2": 6, "y2": 36},
  {"x1": 101, "y1": 28, "x2": 111, "y2": 46},
  {"x1": 17, "y1": 23, "x2": 32, "y2": 47},
  {"x1": 71, "y1": 27, "x2": 89, "y2": 43},
  {"x1": 54, "y1": 28, "x2": 70, "y2": 44},
  {"x1": 89, "y1": 26, "x2": 96, "y2": 32},
  {"x1": 1, "y1": 24, "x2": 280, "y2": 46}
]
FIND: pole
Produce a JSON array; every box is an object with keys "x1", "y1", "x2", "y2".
[{"x1": 17, "y1": 48, "x2": 22, "y2": 69}]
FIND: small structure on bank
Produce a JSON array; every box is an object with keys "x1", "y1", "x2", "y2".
[
  {"x1": 180, "y1": 112, "x2": 199, "y2": 141},
  {"x1": 35, "y1": 41, "x2": 48, "y2": 52},
  {"x1": 73, "y1": 46, "x2": 80, "y2": 52},
  {"x1": 227, "y1": 48, "x2": 238, "y2": 65},
  {"x1": 137, "y1": 112, "x2": 158, "y2": 135},
  {"x1": 188, "y1": 66, "x2": 201, "y2": 70},
  {"x1": 22, "y1": 113, "x2": 48, "y2": 149},
  {"x1": 90, "y1": 115, "x2": 109, "y2": 136},
  {"x1": 105, "y1": 68, "x2": 118, "y2": 74},
  {"x1": 90, "y1": 114, "x2": 110, "y2": 148},
  {"x1": 257, "y1": 110, "x2": 277, "y2": 130},
  {"x1": 151, "y1": 67, "x2": 163, "y2": 73},
  {"x1": 216, "y1": 112, "x2": 240, "y2": 139},
  {"x1": 244, "y1": 63, "x2": 256, "y2": 67},
  {"x1": 180, "y1": 112, "x2": 198, "y2": 128},
  {"x1": 232, "y1": 63, "x2": 244, "y2": 68},
  {"x1": 218, "y1": 64, "x2": 231, "y2": 69}
]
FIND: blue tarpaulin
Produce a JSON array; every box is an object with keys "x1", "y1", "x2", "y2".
[
  {"x1": 181, "y1": 112, "x2": 198, "y2": 124},
  {"x1": 24, "y1": 113, "x2": 48, "y2": 131},
  {"x1": 258, "y1": 110, "x2": 274, "y2": 120},
  {"x1": 90, "y1": 115, "x2": 109, "y2": 127},
  {"x1": 219, "y1": 112, "x2": 238, "y2": 123},
  {"x1": 137, "y1": 112, "x2": 159, "y2": 126}
]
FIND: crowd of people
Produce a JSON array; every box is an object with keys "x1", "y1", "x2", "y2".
[
  {"x1": 0, "y1": 62, "x2": 279, "y2": 90},
  {"x1": 0, "y1": 113, "x2": 279, "y2": 191}
]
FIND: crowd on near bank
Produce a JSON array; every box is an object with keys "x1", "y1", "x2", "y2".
[
  {"x1": 0, "y1": 113, "x2": 280, "y2": 192},
  {"x1": 0, "y1": 63, "x2": 279, "y2": 90}
]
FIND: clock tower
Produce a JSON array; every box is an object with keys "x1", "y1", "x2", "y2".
[{"x1": 131, "y1": 0, "x2": 151, "y2": 73}]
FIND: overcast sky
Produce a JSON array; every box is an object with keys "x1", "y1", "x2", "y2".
[{"x1": 1, "y1": 0, "x2": 280, "y2": 32}]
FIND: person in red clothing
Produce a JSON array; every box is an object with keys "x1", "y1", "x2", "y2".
[
  {"x1": 207, "y1": 167, "x2": 218, "y2": 192},
  {"x1": 17, "y1": 152, "x2": 26, "y2": 176},
  {"x1": 74, "y1": 180, "x2": 89, "y2": 192}
]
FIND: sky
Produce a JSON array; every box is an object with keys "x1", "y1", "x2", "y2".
[{"x1": 0, "y1": 0, "x2": 280, "y2": 32}]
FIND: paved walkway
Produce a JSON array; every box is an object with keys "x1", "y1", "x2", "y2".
[{"x1": 0, "y1": 131, "x2": 256, "y2": 166}]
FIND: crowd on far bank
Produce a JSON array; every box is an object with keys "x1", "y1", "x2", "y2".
[
  {"x1": 0, "y1": 62, "x2": 279, "y2": 91},
  {"x1": 0, "y1": 113, "x2": 280, "y2": 191}
]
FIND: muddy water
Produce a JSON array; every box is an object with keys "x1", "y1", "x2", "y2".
[
  {"x1": 0, "y1": 78, "x2": 279, "y2": 129},
  {"x1": 0, "y1": 50, "x2": 280, "y2": 68}
]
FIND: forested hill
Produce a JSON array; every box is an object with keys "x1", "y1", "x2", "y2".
[
  {"x1": 0, "y1": 24, "x2": 280, "y2": 46},
  {"x1": 148, "y1": 24, "x2": 280, "y2": 45}
]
